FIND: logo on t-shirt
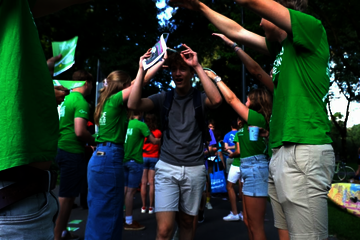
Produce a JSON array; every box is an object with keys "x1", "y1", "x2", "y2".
[
  {"x1": 238, "y1": 128, "x2": 244, "y2": 136},
  {"x1": 79, "y1": 109, "x2": 88, "y2": 114},
  {"x1": 272, "y1": 47, "x2": 284, "y2": 81},
  {"x1": 125, "y1": 128, "x2": 133, "y2": 143},
  {"x1": 60, "y1": 105, "x2": 66, "y2": 118},
  {"x1": 229, "y1": 134, "x2": 235, "y2": 143},
  {"x1": 99, "y1": 112, "x2": 107, "y2": 126}
]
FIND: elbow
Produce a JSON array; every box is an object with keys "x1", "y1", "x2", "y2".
[
  {"x1": 213, "y1": 96, "x2": 223, "y2": 108},
  {"x1": 127, "y1": 101, "x2": 137, "y2": 111}
]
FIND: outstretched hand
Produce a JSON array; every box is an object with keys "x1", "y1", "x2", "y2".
[
  {"x1": 169, "y1": 0, "x2": 201, "y2": 11},
  {"x1": 180, "y1": 44, "x2": 199, "y2": 68},
  {"x1": 139, "y1": 49, "x2": 152, "y2": 69},
  {"x1": 212, "y1": 33, "x2": 234, "y2": 47},
  {"x1": 204, "y1": 70, "x2": 217, "y2": 80},
  {"x1": 47, "y1": 54, "x2": 62, "y2": 77}
]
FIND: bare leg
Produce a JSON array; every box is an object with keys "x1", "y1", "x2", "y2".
[
  {"x1": 226, "y1": 181, "x2": 238, "y2": 215},
  {"x1": 238, "y1": 180, "x2": 243, "y2": 201},
  {"x1": 242, "y1": 196, "x2": 253, "y2": 240},
  {"x1": 244, "y1": 195, "x2": 267, "y2": 240},
  {"x1": 54, "y1": 197, "x2": 75, "y2": 240},
  {"x1": 148, "y1": 169, "x2": 156, "y2": 207},
  {"x1": 156, "y1": 211, "x2": 176, "y2": 240},
  {"x1": 125, "y1": 187, "x2": 137, "y2": 217},
  {"x1": 278, "y1": 229, "x2": 290, "y2": 240},
  {"x1": 141, "y1": 169, "x2": 149, "y2": 209},
  {"x1": 178, "y1": 210, "x2": 195, "y2": 240}
]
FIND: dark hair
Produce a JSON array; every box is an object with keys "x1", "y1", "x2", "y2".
[
  {"x1": 247, "y1": 88, "x2": 273, "y2": 128},
  {"x1": 94, "y1": 70, "x2": 131, "y2": 125},
  {"x1": 213, "y1": 129, "x2": 223, "y2": 142},
  {"x1": 72, "y1": 70, "x2": 94, "y2": 84},
  {"x1": 274, "y1": 0, "x2": 308, "y2": 12},
  {"x1": 165, "y1": 52, "x2": 194, "y2": 73},
  {"x1": 208, "y1": 119, "x2": 216, "y2": 129},
  {"x1": 129, "y1": 109, "x2": 142, "y2": 120},
  {"x1": 144, "y1": 114, "x2": 158, "y2": 131},
  {"x1": 230, "y1": 120, "x2": 238, "y2": 129}
]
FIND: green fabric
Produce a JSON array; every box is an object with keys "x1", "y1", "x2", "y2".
[
  {"x1": 232, "y1": 131, "x2": 241, "y2": 167},
  {"x1": 266, "y1": 9, "x2": 332, "y2": 149},
  {"x1": 124, "y1": 119, "x2": 150, "y2": 164},
  {"x1": 58, "y1": 92, "x2": 89, "y2": 153},
  {"x1": 95, "y1": 91, "x2": 128, "y2": 144},
  {"x1": 238, "y1": 110, "x2": 267, "y2": 159},
  {"x1": 0, "y1": 0, "x2": 58, "y2": 171},
  {"x1": 53, "y1": 80, "x2": 86, "y2": 90},
  {"x1": 52, "y1": 36, "x2": 78, "y2": 76}
]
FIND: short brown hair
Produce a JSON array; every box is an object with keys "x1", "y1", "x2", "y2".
[
  {"x1": 274, "y1": 0, "x2": 308, "y2": 12},
  {"x1": 72, "y1": 70, "x2": 94, "y2": 84},
  {"x1": 165, "y1": 52, "x2": 194, "y2": 72}
]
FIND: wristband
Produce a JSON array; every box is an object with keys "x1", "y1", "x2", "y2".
[
  {"x1": 234, "y1": 46, "x2": 241, "y2": 53},
  {"x1": 213, "y1": 76, "x2": 222, "y2": 83},
  {"x1": 231, "y1": 42, "x2": 238, "y2": 50}
]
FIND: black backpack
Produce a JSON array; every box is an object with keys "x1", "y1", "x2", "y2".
[{"x1": 161, "y1": 88, "x2": 211, "y2": 146}]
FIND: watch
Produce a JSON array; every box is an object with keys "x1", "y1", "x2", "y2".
[{"x1": 213, "y1": 76, "x2": 222, "y2": 83}]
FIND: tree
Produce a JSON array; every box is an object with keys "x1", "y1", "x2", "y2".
[{"x1": 308, "y1": 0, "x2": 360, "y2": 160}]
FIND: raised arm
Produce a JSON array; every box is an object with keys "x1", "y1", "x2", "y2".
[
  {"x1": 205, "y1": 70, "x2": 249, "y2": 122},
  {"x1": 235, "y1": 0, "x2": 292, "y2": 35},
  {"x1": 180, "y1": 44, "x2": 222, "y2": 109},
  {"x1": 31, "y1": 0, "x2": 91, "y2": 18},
  {"x1": 171, "y1": 0, "x2": 269, "y2": 55},
  {"x1": 213, "y1": 33, "x2": 273, "y2": 92}
]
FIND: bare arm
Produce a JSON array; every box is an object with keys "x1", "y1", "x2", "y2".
[
  {"x1": 229, "y1": 142, "x2": 240, "y2": 158},
  {"x1": 205, "y1": 71, "x2": 249, "y2": 122},
  {"x1": 180, "y1": 44, "x2": 222, "y2": 109},
  {"x1": 31, "y1": 0, "x2": 91, "y2": 18},
  {"x1": 235, "y1": 0, "x2": 291, "y2": 35},
  {"x1": 148, "y1": 134, "x2": 161, "y2": 145},
  {"x1": 74, "y1": 118, "x2": 95, "y2": 146},
  {"x1": 171, "y1": 0, "x2": 269, "y2": 55},
  {"x1": 213, "y1": 33, "x2": 273, "y2": 92}
]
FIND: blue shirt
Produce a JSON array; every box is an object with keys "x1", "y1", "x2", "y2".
[{"x1": 223, "y1": 130, "x2": 237, "y2": 153}]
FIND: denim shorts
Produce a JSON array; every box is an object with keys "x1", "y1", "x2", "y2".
[
  {"x1": 124, "y1": 161, "x2": 143, "y2": 188},
  {"x1": 55, "y1": 148, "x2": 87, "y2": 198},
  {"x1": 143, "y1": 157, "x2": 159, "y2": 170},
  {"x1": 86, "y1": 142, "x2": 124, "y2": 240},
  {"x1": 0, "y1": 180, "x2": 59, "y2": 240},
  {"x1": 240, "y1": 154, "x2": 269, "y2": 197}
]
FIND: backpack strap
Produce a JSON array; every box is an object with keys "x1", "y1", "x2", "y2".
[
  {"x1": 161, "y1": 89, "x2": 175, "y2": 141},
  {"x1": 193, "y1": 88, "x2": 211, "y2": 151}
]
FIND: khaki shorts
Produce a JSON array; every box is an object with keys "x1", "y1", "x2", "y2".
[
  {"x1": 268, "y1": 144, "x2": 334, "y2": 240},
  {"x1": 154, "y1": 160, "x2": 206, "y2": 216}
]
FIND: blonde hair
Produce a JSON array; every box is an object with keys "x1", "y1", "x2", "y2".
[{"x1": 94, "y1": 70, "x2": 131, "y2": 125}]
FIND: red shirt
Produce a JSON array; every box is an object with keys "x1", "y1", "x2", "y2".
[{"x1": 143, "y1": 129, "x2": 162, "y2": 158}]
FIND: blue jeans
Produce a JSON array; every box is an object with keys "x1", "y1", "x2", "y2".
[
  {"x1": 143, "y1": 157, "x2": 158, "y2": 170},
  {"x1": 240, "y1": 154, "x2": 269, "y2": 197},
  {"x1": 85, "y1": 142, "x2": 124, "y2": 240},
  {"x1": 124, "y1": 161, "x2": 143, "y2": 188},
  {"x1": 0, "y1": 181, "x2": 59, "y2": 240}
]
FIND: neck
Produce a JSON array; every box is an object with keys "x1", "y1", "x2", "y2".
[
  {"x1": 72, "y1": 87, "x2": 85, "y2": 95},
  {"x1": 175, "y1": 84, "x2": 192, "y2": 96}
]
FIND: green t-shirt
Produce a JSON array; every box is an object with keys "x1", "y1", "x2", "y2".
[
  {"x1": 58, "y1": 92, "x2": 89, "y2": 153},
  {"x1": 266, "y1": 9, "x2": 332, "y2": 149},
  {"x1": 124, "y1": 119, "x2": 150, "y2": 164},
  {"x1": 95, "y1": 91, "x2": 128, "y2": 144},
  {"x1": 0, "y1": 0, "x2": 59, "y2": 171},
  {"x1": 238, "y1": 110, "x2": 268, "y2": 159},
  {"x1": 232, "y1": 131, "x2": 241, "y2": 167}
]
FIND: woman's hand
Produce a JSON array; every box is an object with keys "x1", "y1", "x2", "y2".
[
  {"x1": 204, "y1": 69, "x2": 217, "y2": 81},
  {"x1": 212, "y1": 33, "x2": 234, "y2": 47},
  {"x1": 139, "y1": 49, "x2": 152, "y2": 69}
]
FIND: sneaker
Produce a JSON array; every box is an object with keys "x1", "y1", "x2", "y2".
[
  {"x1": 238, "y1": 212, "x2": 244, "y2": 221},
  {"x1": 223, "y1": 211, "x2": 240, "y2": 221},
  {"x1": 61, "y1": 230, "x2": 79, "y2": 240},
  {"x1": 205, "y1": 202, "x2": 213, "y2": 210},
  {"x1": 148, "y1": 207, "x2": 154, "y2": 214},
  {"x1": 141, "y1": 207, "x2": 147, "y2": 213},
  {"x1": 124, "y1": 220, "x2": 145, "y2": 231},
  {"x1": 198, "y1": 210, "x2": 205, "y2": 223}
]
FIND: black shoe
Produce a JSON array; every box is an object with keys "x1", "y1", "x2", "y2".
[{"x1": 198, "y1": 210, "x2": 205, "y2": 223}]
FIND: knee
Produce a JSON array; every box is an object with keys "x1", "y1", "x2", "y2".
[
  {"x1": 157, "y1": 225, "x2": 173, "y2": 239},
  {"x1": 226, "y1": 183, "x2": 233, "y2": 192},
  {"x1": 148, "y1": 179, "x2": 154, "y2": 186},
  {"x1": 178, "y1": 217, "x2": 193, "y2": 230}
]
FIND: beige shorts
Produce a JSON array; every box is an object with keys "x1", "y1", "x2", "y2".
[
  {"x1": 154, "y1": 160, "x2": 206, "y2": 216},
  {"x1": 268, "y1": 144, "x2": 334, "y2": 240}
]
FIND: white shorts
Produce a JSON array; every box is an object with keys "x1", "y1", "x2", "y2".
[
  {"x1": 154, "y1": 160, "x2": 206, "y2": 216},
  {"x1": 227, "y1": 165, "x2": 242, "y2": 184}
]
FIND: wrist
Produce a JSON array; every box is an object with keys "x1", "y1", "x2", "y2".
[
  {"x1": 213, "y1": 76, "x2": 222, "y2": 83},
  {"x1": 230, "y1": 42, "x2": 238, "y2": 50}
]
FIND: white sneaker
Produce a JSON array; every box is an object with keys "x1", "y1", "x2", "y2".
[
  {"x1": 205, "y1": 202, "x2": 213, "y2": 210},
  {"x1": 141, "y1": 207, "x2": 146, "y2": 213},
  {"x1": 148, "y1": 207, "x2": 154, "y2": 214},
  {"x1": 223, "y1": 211, "x2": 240, "y2": 221},
  {"x1": 238, "y1": 211, "x2": 244, "y2": 221}
]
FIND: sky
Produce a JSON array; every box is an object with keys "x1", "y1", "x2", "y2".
[{"x1": 155, "y1": 0, "x2": 360, "y2": 127}]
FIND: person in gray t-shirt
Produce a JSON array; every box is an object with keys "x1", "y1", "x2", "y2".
[{"x1": 128, "y1": 44, "x2": 222, "y2": 240}]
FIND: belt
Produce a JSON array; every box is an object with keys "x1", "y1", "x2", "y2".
[{"x1": 0, "y1": 165, "x2": 57, "y2": 210}]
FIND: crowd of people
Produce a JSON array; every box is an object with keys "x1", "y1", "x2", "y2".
[{"x1": 1, "y1": 0, "x2": 338, "y2": 240}]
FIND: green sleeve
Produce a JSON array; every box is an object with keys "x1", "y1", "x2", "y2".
[
  {"x1": 140, "y1": 122, "x2": 150, "y2": 138},
  {"x1": 289, "y1": 8, "x2": 324, "y2": 52},
  {"x1": 233, "y1": 131, "x2": 239, "y2": 143},
  {"x1": 247, "y1": 109, "x2": 267, "y2": 129},
  {"x1": 74, "y1": 98, "x2": 90, "y2": 120},
  {"x1": 110, "y1": 91, "x2": 124, "y2": 106}
]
